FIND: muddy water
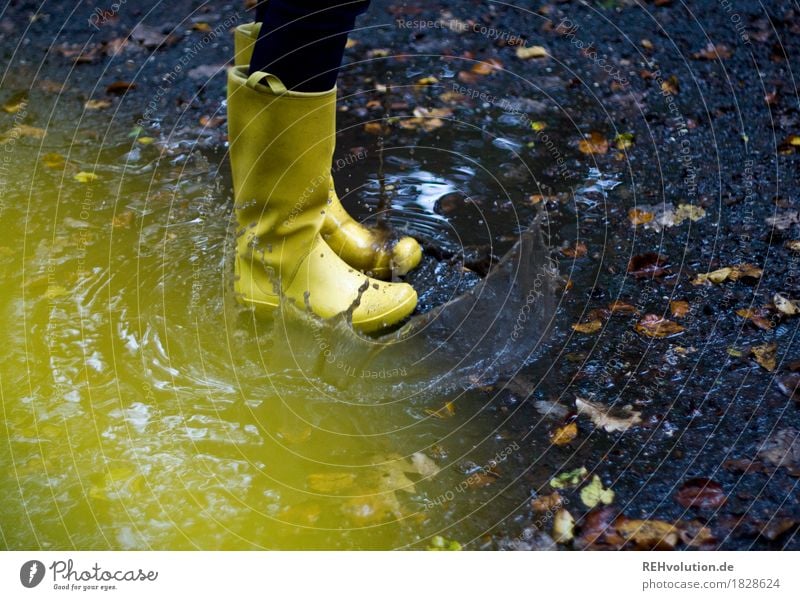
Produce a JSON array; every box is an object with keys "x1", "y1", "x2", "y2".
[{"x1": 0, "y1": 80, "x2": 618, "y2": 548}]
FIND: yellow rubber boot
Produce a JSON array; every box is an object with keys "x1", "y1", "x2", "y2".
[
  {"x1": 227, "y1": 66, "x2": 417, "y2": 332},
  {"x1": 234, "y1": 21, "x2": 422, "y2": 279}
]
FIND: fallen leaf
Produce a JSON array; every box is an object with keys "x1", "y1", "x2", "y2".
[
  {"x1": 773, "y1": 293, "x2": 799, "y2": 316},
  {"x1": 552, "y1": 508, "x2": 575, "y2": 543},
  {"x1": 736, "y1": 307, "x2": 774, "y2": 330},
  {"x1": 2, "y1": 91, "x2": 28, "y2": 114},
  {"x1": 550, "y1": 422, "x2": 578, "y2": 446},
  {"x1": 85, "y1": 98, "x2": 112, "y2": 110},
  {"x1": 670, "y1": 300, "x2": 690, "y2": 318},
  {"x1": 661, "y1": 75, "x2": 679, "y2": 95},
  {"x1": 531, "y1": 491, "x2": 563, "y2": 513},
  {"x1": 785, "y1": 240, "x2": 800, "y2": 252},
  {"x1": 112, "y1": 211, "x2": 135, "y2": 229},
  {"x1": 617, "y1": 518, "x2": 679, "y2": 550},
  {"x1": 199, "y1": 115, "x2": 225, "y2": 128},
  {"x1": 628, "y1": 208, "x2": 654, "y2": 225},
  {"x1": 675, "y1": 478, "x2": 726, "y2": 509},
  {"x1": 757, "y1": 428, "x2": 800, "y2": 476},
  {"x1": 530, "y1": 121, "x2": 547, "y2": 132},
  {"x1": 561, "y1": 241, "x2": 587, "y2": 258},
  {"x1": 416, "y1": 76, "x2": 439, "y2": 85},
  {"x1": 608, "y1": 301, "x2": 638, "y2": 315},
  {"x1": 580, "y1": 475, "x2": 615, "y2": 508},
  {"x1": 777, "y1": 373, "x2": 800, "y2": 404},
  {"x1": 427, "y1": 536, "x2": 462, "y2": 551},
  {"x1": 692, "y1": 264, "x2": 762, "y2": 285},
  {"x1": 635, "y1": 314, "x2": 685, "y2": 338},
  {"x1": 751, "y1": 342, "x2": 777, "y2": 371},
  {"x1": 571, "y1": 320, "x2": 602, "y2": 334},
  {"x1": 693, "y1": 43, "x2": 732, "y2": 60},
  {"x1": 614, "y1": 132, "x2": 634, "y2": 150},
  {"x1": 191, "y1": 22, "x2": 211, "y2": 32},
  {"x1": 364, "y1": 122, "x2": 389, "y2": 135},
  {"x1": 578, "y1": 131, "x2": 609, "y2": 154},
  {"x1": 41, "y1": 152, "x2": 66, "y2": 169},
  {"x1": 627, "y1": 253, "x2": 669, "y2": 278},
  {"x1": 679, "y1": 520, "x2": 717, "y2": 548},
  {"x1": 105, "y1": 81, "x2": 136, "y2": 95},
  {"x1": 0, "y1": 124, "x2": 46, "y2": 144},
  {"x1": 575, "y1": 397, "x2": 642, "y2": 433},
  {"x1": 516, "y1": 45, "x2": 548, "y2": 59},
  {"x1": 640, "y1": 39, "x2": 654, "y2": 51},
  {"x1": 410, "y1": 452, "x2": 439, "y2": 477},
  {"x1": 550, "y1": 466, "x2": 588, "y2": 490},
  {"x1": 74, "y1": 172, "x2": 99, "y2": 183}
]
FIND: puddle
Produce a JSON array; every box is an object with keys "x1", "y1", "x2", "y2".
[{"x1": 0, "y1": 68, "x2": 626, "y2": 548}]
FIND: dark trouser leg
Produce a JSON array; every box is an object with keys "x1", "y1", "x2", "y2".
[{"x1": 249, "y1": 0, "x2": 371, "y2": 92}]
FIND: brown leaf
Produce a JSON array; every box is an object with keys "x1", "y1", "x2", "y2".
[
  {"x1": 736, "y1": 307, "x2": 774, "y2": 330},
  {"x1": 531, "y1": 491, "x2": 564, "y2": 513},
  {"x1": 561, "y1": 241, "x2": 587, "y2": 258},
  {"x1": 85, "y1": 98, "x2": 112, "y2": 110},
  {"x1": 575, "y1": 397, "x2": 641, "y2": 433},
  {"x1": 777, "y1": 373, "x2": 800, "y2": 404},
  {"x1": 608, "y1": 301, "x2": 638, "y2": 315},
  {"x1": 617, "y1": 518, "x2": 679, "y2": 550},
  {"x1": 675, "y1": 478, "x2": 726, "y2": 509},
  {"x1": 635, "y1": 314, "x2": 685, "y2": 338},
  {"x1": 364, "y1": 122, "x2": 390, "y2": 135},
  {"x1": 692, "y1": 264, "x2": 762, "y2": 285},
  {"x1": 693, "y1": 43, "x2": 732, "y2": 60},
  {"x1": 757, "y1": 428, "x2": 800, "y2": 476},
  {"x1": 627, "y1": 253, "x2": 669, "y2": 278},
  {"x1": 679, "y1": 520, "x2": 717, "y2": 548},
  {"x1": 751, "y1": 342, "x2": 777, "y2": 371},
  {"x1": 660, "y1": 75, "x2": 679, "y2": 95},
  {"x1": 105, "y1": 81, "x2": 136, "y2": 95},
  {"x1": 571, "y1": 320, "x2": 602, "y2": 334},
  {"x1": 628, "y1": 208, "x2": 654, "y2": 225},
  {"x1": 577, "y1": 131, "x2": 609, "y2": 155},
  {"x1": 670, "y1": 300, "x2": 690, "y2": 318}
]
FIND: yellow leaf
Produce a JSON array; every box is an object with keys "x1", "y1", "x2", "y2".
[
  {"x1": 634, "y1": 314, "x2": 685, "y2": 338},
  {"x1": 615, "y1": 132, "x2": 634, "y2": 150},
  {"x1": 550, "y1": 422, "x2": 578, "y2": 446},
  {"x1": 751, "y1": 342, "x2": 777, "y2": 372},
  {"x1": 531, "y1": 121, "x2": 547, "y2": 131},
  {"x1": 571, "y1": 320, "x2": 602, "y2": 334},
  {"x1": 416, "y1": 76, "x2": 439, "y2": 85},
  {"x1": 136, "y1": 136, "x2": 155, "y2": 145},
  {"x1": 516, "y1": 45, "x2": 548, "y2": 59},
  {"x1": 580, "y1": 475, "x2": 614, "y2": 508},
  {"x1": 41, "y1": 152, "x2": 65, "y2": 169},
  {"x1": 84, "y1": 99, "x2": 112, "y2": 110},
  {"x1": 617, "y1": 518, "x2": 679, "y2": 550},
  {"x1": 74, "y1": 171, "x2": 99, "y2": 183},
  {"x1": 552, "y1": 508, "x2": 575, "y2": 543}
]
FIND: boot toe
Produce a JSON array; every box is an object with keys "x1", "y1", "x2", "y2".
[{"x1": 390, "y1": 236, "x2": 423, "y2": 276}]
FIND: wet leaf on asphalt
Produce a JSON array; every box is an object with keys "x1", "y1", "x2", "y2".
[
  {"x1": 629, "y1": 203, "x2": 706, "y2": 231},
  {"x1": 628, "y1": 208, "x2": 654, "y2": 225},
  {"x1": 776, "y1": 373, "x2": 800, "y2": 404},
  {"x1": 41, "y1": 152, "x2": 66, "y2": 169},
  {"x1": 516, "y1": 45, "x2": 548, "y2": 59},
  {"x1": 675, "y1": 478, "x2": 726, "y2": 509},
  {"x1": 736, "y1": 307, "x2": 774, "y2": 330},
  {"x1": 635, "y1": 314, "x2": 685, "y2": 338},
  {"x1": 571, "y1": 319, "x2": 602, "y2": 334},
  {"x1": 670, "y1": 300, "x2": 690, "y2": 318},
  {"x1": 398, "y1": 107, "x2": 452, "y2": 132},
  {"x1": 679, "y1": 521, "x2": 717, "y2": 548},
  {"x1": 661, "y1": 75, "x2": 680, "y2": 94},
  {"x1": 608, "y1": 301, "x2": 638, "y2": 315},
  {"x1": 580, "y1": 475, "x2": 615, "y2": 508},
  {"x1": 105, "y1": 81, "x2": 136, "y2": 95},
  {"x1": 2, "y1": 91, "x2": 28, "y2": 114},
  {"x1": 531, "y1": 491, "x2": 563, "y2": 513},
  {"x1": 575, "y1": 397, "x2": 642, "y2": 432},
  {"x1": 550, "y1": 421, "x2": 578, "y2": 446},
  {"x1": 561, "y1": 240, "x2": 587, "y2": 258},
  {"x1": 617, "y1": 518, "x2": 679, "y2": 550},
  {"x1": 85, "y1": 98, "x2": 112, "y2": 110},
  {"x1": 552, "y1": 508, "x2": 575, "y2": 543},
  {"x1": 577, "y1": 131, "x2": 609, "y2": 154},
  {"x1": 614, "y1": 132, "x2": 634, "y2": 150},
  {"x1": 750, "y1": 342, "x2": 777, "y2": 371},
  {"x1": 550, "y1": 466, "x2": 588, "y2": 490},
  {"x1": 757, "y1": 428, "x2": 800, "y2": 476},
  {"x1": 692, "y1": 263, "x2": 762, "y2": 285},
  {"x1": 627, "y1": 253, "x2": 669, "y2": 278},
  {"x1": 364, "y1": 122, "x2": 390, "y2": 135},
  {"x1": 773, "y1": 293, "x2": 799, "y2": 316},
  {"x1": 692, "y1": 43, "x2": 732, "y2": 60}
]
